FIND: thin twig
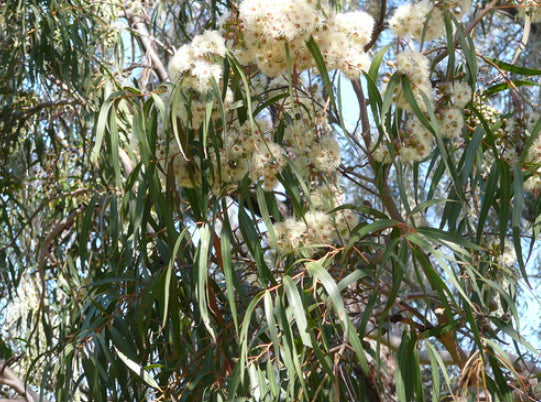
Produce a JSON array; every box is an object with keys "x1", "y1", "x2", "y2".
[
  {"x1": 0, "y1": 189, "x2": 94, "y2": 254},
  {"x1": 364, "y1": 0, "x2": 388, "y2": 52}
]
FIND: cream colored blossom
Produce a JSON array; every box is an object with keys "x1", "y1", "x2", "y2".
[
  {"x1": 238, "y1": 0, "x2": 318, "y2": 76},
  {"x1": 524, "y1": 131, "x2": 541, "y2": 164},
  {"x1": 310, "y1": 185, "x2": 345, "y2": 210},
  {"x1": 334, "y1": 209, "x2": 359, "y2": 238},
  {"x1": 398, "y1": 115, "x2": 434, "y2": 162},
  {"x1": 332, "y1": 11, "x2": 374, "y2": 48},
  {"x1": 304, "y1": 210, "x2": 337, "y2": 244},
  {"x1": 394, "y1": 50, "x2": 434, "y2": 111},
  {"x1": 250, "y1": 141, "x2": 285, "y2": 190},
  {"x1": 273, "y1": 218, "x2": 307, "y2": 254},
  {"x1": 389, "y1": 1, "x2": 444, "y2": 41},
  {"x1": 371, "y1": 143, "x2": 393, "y2": 163},
  {"x1": 191, "y1": 30, "x2": 226, "y2": 57},
  {"x1": 168, "y1": 31, "x2": 226, "y2": 92},
  {"x1": 438, "y1": 107, "x2": 464, "y2": 139},
  {"x1": 313, "y1": 10, "x2": 373, "y2": 78},
  {"x1": 524, "y1": 173, "x2": 541, "y2": 193},
  {"x1": 168, "y1": 44, "x2": 196, "y2": 82},
  {"x1": 311, "y1": 136, "x2": 341, "y2": 172},
  {"x1": 451, "y1": 81, "x2": 472, "y2": 108},
  {"x1": 341, "y1": 51, "x2": 371, "y2": 79}
]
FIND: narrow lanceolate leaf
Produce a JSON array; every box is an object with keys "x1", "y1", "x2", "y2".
[
  {"x1": 195, "y1": 224, "x2": 216, "y2": 339},
  {"x1": 283, "y1": 276, "x2": 312, "y2": 347},
  {"x1": 459, "y1": 125, "x2": 484, "y2": 185},
  {"x1": 306, "y1": 259, "x2": 369, "y2": 374},
  {"x1": 306, "y1": 37, "x2": 336, "y2": 110},
  {"x1": 408, "y1": 198, "x2": 456, "y2": 217},
  {"x1": 114, "y1": 347, "x2": 160, "y2": 390},
  {"x1": 483, "y1": 80, "x2": 538, "y2": 95},
  {"x1": 368, "y1": 44, "x2": 391, "y2": 82},
  {"x1": 163, "y1": 227, "x2": 189, "y2": 328},
  {"x1": 484, "y1": 56, "x2": 541, "y2": 76},
  {"x1": 221, "y1": 223, "x2": 239, "y2": 335},
  {"x1": 91, "y1": 97, "x2": 112, "y2": 162},
  {"x1": 239, "y1": 292, "x2": 265, "y2": 382},
  {"x1": 396, "y1": 331, "x2": 423, "y2": 402},
  {"x1": 512, "y1": 163, "x2": 528, "y2": 284}
]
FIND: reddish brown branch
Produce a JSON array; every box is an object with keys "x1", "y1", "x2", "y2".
[{"x1": 364, "y1": 0, "x2": 388, "y2": 52}]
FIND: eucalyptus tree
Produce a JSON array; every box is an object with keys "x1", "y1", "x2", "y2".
[{"x1": 1, "y1": 0, "x2": 541, "y2": 401}]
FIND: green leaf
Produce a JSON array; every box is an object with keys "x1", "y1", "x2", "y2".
[
  {"x1": 409, "y1": 198, "x2": 457, "y2": 217},
  {"x1": 91, "y1": 95, "x2": 112, "y2": 162},
  {"x1": 306, "y1": 37, "x2": 336, "y2": 110},
  {"x1": 239, "y1": 292, "x2": 265, "y2": 382},
  {"x1": 483, "y1": 80, "x2": 538, "y2": 96},
  {"x1": 368, "y1": 44, "x2": 391, "y2": 82},
  {"x1": 195, "y1": 224, "x2": 216, "y2": 339},
  {"x1": 306, "y1": 259, "x2": 369, "y2": 374},
  {"x1": 220, "y1": 221, "x2": 240, "y2": 335},
  {"x1": 415, "y1": 226, "x2": 481, "y2": 253},
  {"x1": 459, "y1": 125, "x2": 484, "y2": 186},
  {"x1": 283, "y1": 275, "x2": 312, "y2": 347},
  {"x1": 396, "y1": 331, "x2": 423, "y2": 402},
  {"x1": 163, "y1": 227, "x2": 189, "y2": 328},
  {"x1": 114, "y1": 347, "x2": 160, "y2": 390},
  {"x1": 484, "y1": 56, "x2": 541, "y2": 76}
]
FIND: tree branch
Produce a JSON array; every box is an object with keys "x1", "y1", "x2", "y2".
[
  {"x1": 34, "y1": 205, "x2": 87, "y2": 340},
  {"x1": 124, "y1": 8, "x2": 169, "y2": 82},
  {"x1": 350, "y1": 78, "x2": 404, "y2": 222},
  {"x1": 364, "y1": 0, "x2": 387, "y2": 52},
  {"x1": 38, "y1": 204, "x2": 88, "y2": 279},
  {"x1": 0, "y1": 360, "x2": 50, "y2": 402},
  {"x1": 0, "y1": 189, "x2": 92, "y2": 255},
  {"x1": 350, "y1": 77, "x2": 470, "y2": 368},
  {"x1": 364, "y1": 322, "x2": 541, "y2": 379}
]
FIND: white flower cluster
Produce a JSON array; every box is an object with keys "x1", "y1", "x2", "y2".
[
  {"x1": 389, "y1": 0, "x2": 472, "y2": 41},
  {"x1": 394, "y1": 50, "x2": 434, "y2": 112},
  {"x1": 438, "y1": 107, "x2": 465, "y2": 139},
  {"x1": 487, "y1": 238, "x2": 517, "y2": 270},
  {"x1": 272, "y1": 185, "x2": 358, "y2": 255},
  {"x1": 159, "y1": 1, "x2": 371, "y2": 255},
  {"x1": 249, "y1": 139, "x2": 286, "y2": 191},
  {"x1": 224, "y1": 0, "x2": 373, "y2": 78},
  {"x1": 168, "y1": 30, "x2": 230, "y2": 128},
  {"x1": 168, "y1": 30, "x2": 226, "y2": 92},
  {"x1": 389, "y1": 1, "x2": 444, "y2": 41},
  {"x1": 312, "y1": 10, "x2": 374, "y2": 79},
  {"x1": 158, "y1": 117, "x2": 286, "y2": 192},
  {"x1": 236, "y1": 0, "x2": 317, "y2": 76},
  {"x1": 451, "y1": 81, "x2": 472, "y2": 108},
  {"x1": 374, "y1": 74, "x2": 472, "y2": 162},
  {"x1": 160, "y1": 65, "x2": 343, "y2": 193},
  {"x1": 399, "y1": 115, "x2": 433, "y2": 162},
  {"x1": 522, "y1": 111, "x2": 541, "y2": 193},
  {"x1": 279, "y1": 116, "x2": 342, "y2": 177}
]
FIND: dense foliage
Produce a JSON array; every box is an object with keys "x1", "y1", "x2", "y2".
[{"x1": 1, "y1": 0, "x2": 541, "y2": 401}]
